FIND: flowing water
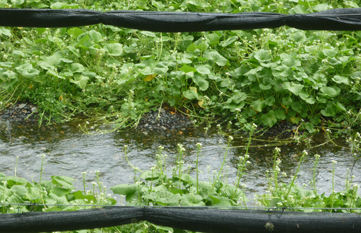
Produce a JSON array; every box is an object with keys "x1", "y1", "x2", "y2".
[{"x1": 0, "y1": 119, "x2": 360, "y2": 201}]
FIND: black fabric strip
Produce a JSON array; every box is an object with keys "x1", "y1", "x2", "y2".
[{"x1": 1, "y1": 8, "x2": 361, "y2": 31}]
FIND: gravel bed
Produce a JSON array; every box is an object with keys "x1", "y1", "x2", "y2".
[
  {"x1": 137, "y1": 108, "x2": 193, "y2": 131},
  {"x1": 0, "y1": 102, "x2": 39, "y2": 123}
]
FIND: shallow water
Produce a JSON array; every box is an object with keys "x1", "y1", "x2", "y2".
[{"x1": 0, "y1": 119, "x2": 360, "y2": 201}]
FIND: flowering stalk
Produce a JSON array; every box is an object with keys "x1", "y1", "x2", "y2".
[
  {"x1": 216, "y1": 136, "x2": 233, "y2": 184},
  {"x1": 285, "y1": 150, "x2": 307, "y2": 203},
  {"x1": 312, "y1": 154, "x2": 320, "y2": 192},
  {"x1": 177, "y1": 144, "x2": 185, "y2": 189},
  {"x1": 196, "y1": 143, "x2": 202, "y2": 194}
]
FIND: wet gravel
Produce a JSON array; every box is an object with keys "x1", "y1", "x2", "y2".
[
  {"x1": 0, "y1": 102, "x2": 295, "y2": 138},
  {"x1": 137, "y1": 108, "x2": 193, "y2": 131},
  {"x1": 0, "y1": 102, "x2": 39, "y2": 123}
]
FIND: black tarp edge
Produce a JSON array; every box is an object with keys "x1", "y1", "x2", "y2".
[
  {"x1": 0, "y1": 207, "x2": 360, "y2": 233},
  {"x1": 1, "y1": 8, "x2": 361, "y2": 31}
]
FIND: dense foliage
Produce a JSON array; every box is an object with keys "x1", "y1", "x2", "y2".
[{"x1": 1, "y1": 0, "x2": 361, "y2": 131}]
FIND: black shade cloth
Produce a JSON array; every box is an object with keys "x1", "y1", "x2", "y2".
[
  {"x1": 1, "y1": 8, "x2": 361, "y2": 31},
  {"x1": 0, "y1": 207, "x2": 360, "y2": 233}
]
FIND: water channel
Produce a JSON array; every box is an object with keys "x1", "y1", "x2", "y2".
[{"x1": 1, "y1": 119, "x2": 360, "y2": 201}]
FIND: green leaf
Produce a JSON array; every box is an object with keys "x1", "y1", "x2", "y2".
[
  {"x1": 196, "y1": 65, "x2": 211, "y2": 75},
  {"x1": 111, "y1": 184, "x2": 137, "y2": 195},
  {"x1": 321, "y1": 103, "x2": 337, "y2": 117},
  {"x1": 11, "y1": 0, "x2": 24, "y2": 6},
  {"x1": 181, "y1": 194, "x2": 205, "y2": 206},
  {"x1": 283, "y1": 82, "x2": 304, "y2": 96},
  {"x1": 45, "y1": 193, "x2": 69, "y2": 205},
  {"x1": 204, "y1": 33, "x2": 220, "y2": 45},
  {"x1": 261, "y1": 111, "x2": 277, "y2": 127},
  {"x1": 77, "y1": 35, "x2": 93, "y2": 49},
  {"x1": 51, "y1": 176, "x2": 75, "y2": 190},
  {"x1": 6, "y1": 176, "x2": 28, "y2": 187},
  {"x1": 15, "y1": 64, "x2": 40, "y2": 79},
  {"x1": 251, "y1": 99, "x2": 265, "y2": 112},
  {"x1": 323, "y1": 48, "x2": 338, "y2": 58},
  {"x1": 219, "y1": 36, "x2": 238, "y2": 47},
  {"x1": 50, "y1": 2, "x2": 80, "y2": 9},
  {"x1": 320, "y1": 86, "x2": 340, "y2": 98},
  {"x1": 67, "y1": 28, "x2": 84, "y2": 38},
  {"x1": 25, "y1": 187, "x2": 42, "y2": 201},
  {"x1": 207, "y1": 51, "x2": 228, "y2": 66},
  {"x1": 70, "y1": 75, "x2": 89, "y2": 89},
  {"x1": 226, "y1": 91, "x2": 247, "y2": 104},
  {"x1": 299, "y1": 92, "x2": 315, "y2": 104},
  {"x1": 209, "y1": 195, "x2": 232, "y2": 206},
  {"x1": 259, "y1": 83, "x2": 272, "y2": 90},
  {"x1": 303, "y1": 122, "x2": 316, "y2": 133},
  {"x1": 104, "y1": 43, "x2": 123, "y2": 56},
  {"x1": 254, "y1": 49, "x2": 271, "y2": 63},
  {"x1": 139, "y1": 170, "x2": 160, "y2": 180},
  {"x1": 332, "y1": 75, "x2": 349, "y2": 85},
  {"x1": 274, "y1": 109, "x2": 286, "y2": 120},
  {"x1": 0, "y1": 28, "x2": 11, "y2": 37},
  {"x1": 183, "y1": 89, "x2": 198, "y2": 100},
  {"x1": 265, "y1": 96, "x2": 275, "y2": 106},
  {"x1": 180, "y1": 64, "x2": 197, "y2": 73},
  {"x1": 140, "y1": 31, "x2": 157, "y2": 38},
  {"x1": 153, "y1": 67, "x2": 168, "y2": 75},
  {"x1": 290, "y1": 31, "x2": 305, "y2": 43},
  {"x1": 336, "y1": 102, "x2": 346, "y2": 112},
  {"x1": 193, "y1": 75, "x2": 209, "y2": 91},
  {"x1": 291, "y1": 101, "x2": 302, "y2": 113},
  {"x1": 68, "y1": 63, "x2": 85, "y2": 73},
  {"x1": 10, "y1": 185, "x2": 28, "y2": 198},
  {"x1": 50, "y1": 187, "x2": 70, "y2": 197},
  {"x1": 280, "y1": 53, "x2": 301, "y2": 68}
]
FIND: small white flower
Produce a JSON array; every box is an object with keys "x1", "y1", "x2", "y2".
[
  {"x1": 196, "y1": 143, "x2": 202, "y2": 147},
  {"x1": 332, "y1": 160, "x2": 337, "y2": 164},
  {"x1": 314, "y1": 154, "x2": 320, "y2": 159},
  {"x1": 302, "y1": 150, "x2": 308, "y2": 156},
  {"x1": 229, "y1": 136, "x2": 233, "y2": 141}
]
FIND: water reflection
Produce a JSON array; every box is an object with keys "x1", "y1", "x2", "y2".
[{"x1": 0, "y1": 119, "x2": 360, "y2": 200}]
